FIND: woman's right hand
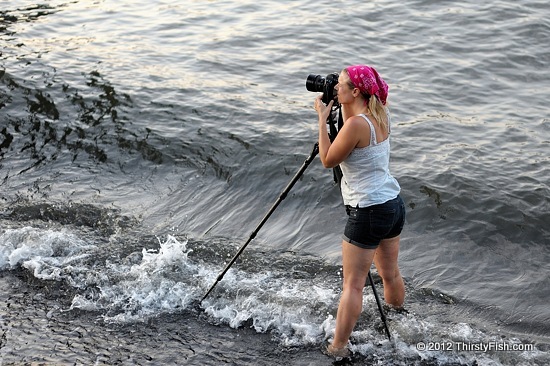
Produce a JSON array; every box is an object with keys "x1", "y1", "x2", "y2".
[{"x1": 315, "y1": 95, "x2": 334, "y2": 123}]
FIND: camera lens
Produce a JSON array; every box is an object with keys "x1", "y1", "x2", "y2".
[{"x1": 305, "y1": 74, "x2": 325, "y2": 93}]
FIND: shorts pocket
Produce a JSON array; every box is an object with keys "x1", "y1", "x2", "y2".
[{"x1": 369, "y1": 207, "x2": 397, "y2": 239}]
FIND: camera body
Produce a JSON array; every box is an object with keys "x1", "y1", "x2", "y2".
[
  {"x1": 305, "y1": 72, "x2": 343, "y2": 184},
  {"x1": 306, "y1": 72, "x2": 339, "y2": 105}
]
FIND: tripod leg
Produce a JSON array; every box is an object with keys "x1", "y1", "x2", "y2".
[{"x1": 367, "y1": 271, "x2": 391, "y2": 340}]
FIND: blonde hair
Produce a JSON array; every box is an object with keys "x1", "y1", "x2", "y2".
[{"x1": 367, "y1": 95, "x2": 389, "y2": 133}]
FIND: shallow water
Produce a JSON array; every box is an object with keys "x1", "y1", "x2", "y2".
[{"x1": 1, "y1": 0, "x2": 549, "y2": 365}]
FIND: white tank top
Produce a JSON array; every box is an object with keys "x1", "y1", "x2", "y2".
[{"x1": 339, "y1": 113, "x2": 401, "y2": 207}]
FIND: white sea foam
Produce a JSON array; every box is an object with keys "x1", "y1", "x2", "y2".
[
  {"x1": 0, "y1": 226, "x2": 93, "y2": 279},
  {"x1": 70, "y1": 234, "x2": 201, "y2": 322}
]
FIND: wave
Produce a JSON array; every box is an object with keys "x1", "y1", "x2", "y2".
[{"x1": 1, "y1": 225, "x2": 548, "y2": 365}]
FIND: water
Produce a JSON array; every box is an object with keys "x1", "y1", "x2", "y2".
[{"x1": 1, "y1": 0, "x2": 549, "y2": 365}]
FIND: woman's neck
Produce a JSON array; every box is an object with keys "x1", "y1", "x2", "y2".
[{"x1": 342, "y1": 100, "x2": 369, "y2": 122}]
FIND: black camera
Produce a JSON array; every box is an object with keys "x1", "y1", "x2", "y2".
[{"x1": 306, "y1": 72, "x2": 339, "y2": 105}]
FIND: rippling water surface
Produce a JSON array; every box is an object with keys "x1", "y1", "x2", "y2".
[{"x1": 1, "y1": 0, "x2": 549, "y2": 365}]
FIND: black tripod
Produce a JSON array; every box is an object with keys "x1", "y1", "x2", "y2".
[{"x1": 200, "y1": 107, "x2": 391, "y2": 341}]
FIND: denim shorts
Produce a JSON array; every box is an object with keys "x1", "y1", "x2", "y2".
[{"x1": 342, "y1": 195, "x2": 406, "y2": 249}]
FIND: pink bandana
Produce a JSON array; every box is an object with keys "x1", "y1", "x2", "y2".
[{"x1": 346, "y1": 65, "x2": 389, "y2": 105}]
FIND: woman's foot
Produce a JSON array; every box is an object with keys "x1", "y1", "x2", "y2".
[
  {"x1": 322, "y1": 342, "x2": 351, "y2": 359},
  {"x1": 383, "y1": 303, "x2": 408, "y2": 314}
]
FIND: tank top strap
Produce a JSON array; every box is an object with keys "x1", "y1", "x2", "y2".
[{"x1": 359, "y1": 114, "x2": 378, "y2": 146}]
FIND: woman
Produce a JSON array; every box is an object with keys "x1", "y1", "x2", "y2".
[{"x1": 314, "y1": 65, "x2": 406, "y2": 358}]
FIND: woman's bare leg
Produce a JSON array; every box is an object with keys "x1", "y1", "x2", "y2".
[
  {"x1": 331, "y1": 241, "x2": 376, "y2": 349},
  {"x1": 373, "y1": 235, "x2": 404, "y2": 307}
]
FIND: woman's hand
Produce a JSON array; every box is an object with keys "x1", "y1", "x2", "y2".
[
  {"x1": 315, "y1": 95, "x2": 334, "y2": 123},
  {"x1": 316, "y1": 94, "x2": 359, "y2": 168}
]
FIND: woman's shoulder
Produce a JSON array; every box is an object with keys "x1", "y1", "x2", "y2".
[
  {"x1": 343, "y1": 115, "x2": 372, "y2": 148},
  {"x1": 342, "y1": 115, "x2": 371, "y2": 136},
  {"x1": 346, "y1": 114, "x2": 370, "y2": 126}
]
